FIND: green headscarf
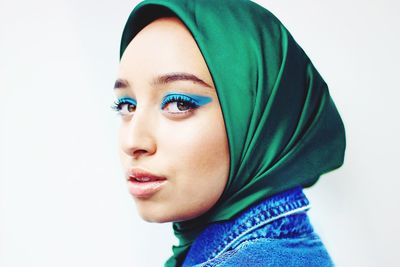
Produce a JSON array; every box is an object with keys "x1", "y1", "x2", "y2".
[{"x1": 119, "y1": 0, "x2": 346, "y2": 266}]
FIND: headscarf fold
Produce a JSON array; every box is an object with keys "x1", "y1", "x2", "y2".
[{"x1": 119, "y1": 1, "x2": 346, "y2": 266}]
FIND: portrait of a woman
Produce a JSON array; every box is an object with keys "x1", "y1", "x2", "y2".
[
  {"x1": 4, "y1": 0, "x2": 400, "y2": 266},
  {"x1": 113, "y1": 0, "x2": 346, "y2": 266}
]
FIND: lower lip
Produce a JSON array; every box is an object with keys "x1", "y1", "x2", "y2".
[{"x1": 127, "y1": 179, "x2": 167, "y2": 198}]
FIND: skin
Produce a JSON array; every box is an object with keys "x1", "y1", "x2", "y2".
[{"x1": 115, "y1": 17, "x2": 230, "y2": 223}]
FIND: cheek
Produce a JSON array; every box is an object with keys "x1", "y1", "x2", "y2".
[
  {"x1": 160, "y1": 113, "x2": 227, "y2": 167},
  {"x1": 158, "y1": 109, "x2": 229, "y2": 205},
  {"x1": 117, "y1": 124, "x2": 130, "y2": 167}
]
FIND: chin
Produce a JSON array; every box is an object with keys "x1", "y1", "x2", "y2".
[
  {"x1": 136, "y1": 204, "x2": 201, "y2": 223},
  {"x1": 139, "y1": 212, "x2": 172, "y2": 223},
  {"x1": 133, "y1": 195, "x2": 217, "y2": 223},
  {"x1": 135, "y1": 202, "x2": 175, "y2": 223}
]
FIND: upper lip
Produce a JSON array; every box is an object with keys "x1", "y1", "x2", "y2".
[{"x1": 126, "y1": 167, "x2": 167, "y2": 182}]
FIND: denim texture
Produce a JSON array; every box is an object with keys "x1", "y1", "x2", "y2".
[{"x1": 182, "y1": 187, "x2": 333, "y2": 267}]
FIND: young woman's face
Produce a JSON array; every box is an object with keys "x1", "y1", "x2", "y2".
[{"x1": 115, "y1": 17, "x2": 230, "y2": 223}]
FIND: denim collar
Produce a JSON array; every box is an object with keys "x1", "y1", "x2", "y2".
[{"x1": 182, "y1": 187, "x2": 310, "y2": 266}]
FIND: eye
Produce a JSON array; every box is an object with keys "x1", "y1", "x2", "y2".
[
  {"x1": 111, "y1": 97, "x2": 137, "y2": 116},
  {"x1": 161, "y1": 94, "x2": 200, "y2": 114}
]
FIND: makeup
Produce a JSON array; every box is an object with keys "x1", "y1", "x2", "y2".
[
  {"x1": 112, "y1": 97, "x2": 137, "y2": 115},
  {"x1": 161, "y1": 93, "x2": 212, "y2": 112}
]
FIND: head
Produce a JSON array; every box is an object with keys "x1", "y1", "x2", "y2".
[
  {"x1": 118, "y1": 1, "x2": 346, "y2": 266},
  {"x1": 115, "y1": 16, "x2": 230, "y2": 223}
]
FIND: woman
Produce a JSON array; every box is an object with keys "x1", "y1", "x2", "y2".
[{"x1": 113, "y1": 0, "x2": 346, "y2": 266}]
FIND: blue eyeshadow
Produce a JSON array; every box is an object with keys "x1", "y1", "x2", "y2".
[
  {"x1": 118, "y1": 97, "x2": 137, "y2": 105},
  {"x1": 162, "y1": 93, "x2": 212, "y2": 108},
  {"x1": 185, "y1": 93, "x2": 213, "y2": 106}
]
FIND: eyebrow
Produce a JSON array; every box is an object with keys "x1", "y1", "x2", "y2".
[
  {"x1": 114, "y1": 79, "x2": 129, "y2": 90},
  {"x1": 114, "y1": 72, "x2": 213, "y2": 90}
]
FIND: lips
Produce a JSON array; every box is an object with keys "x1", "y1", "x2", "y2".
[
  {"x1": 127, "y1": 168, "x2": 167, "y2": 182},
  {"x1": 126, "y1": 168, "x2": 167, "y2": 198}
]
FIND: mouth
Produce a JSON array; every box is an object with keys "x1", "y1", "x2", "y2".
[
  {"x1": 126, "y1": 168, "x2": 167, "y2": 198},
  {"x1": 127, "y1": 168, "x2": 167, "y2": 182}
]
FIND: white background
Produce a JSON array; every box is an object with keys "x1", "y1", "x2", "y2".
[{"x1": 1, "y1": 0, "x2": 399, "y2": 266}]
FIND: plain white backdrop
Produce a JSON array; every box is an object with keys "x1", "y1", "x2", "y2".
[{"x1": 1, "y1": 0, "x2": 399, "y2": 266}]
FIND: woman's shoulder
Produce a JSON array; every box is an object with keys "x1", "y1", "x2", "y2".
[
  {"x1": 199, "y1": 230, "x2": 334, "y2": 267},
  {"x1": 184, "y1": 188, "x2": 335, "y2": 266}
]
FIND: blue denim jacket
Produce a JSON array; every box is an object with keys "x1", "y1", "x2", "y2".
[{"x1": 182, "y1": 187, "x2": 334, "y2": 266}]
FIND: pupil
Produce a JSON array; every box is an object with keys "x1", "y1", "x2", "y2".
[
  {"x1": 128, "y1": 105, "x2": 136, "y2": 112},
  {"x1": 177, "y1": 101, "x2": 189, "y2": 111}
]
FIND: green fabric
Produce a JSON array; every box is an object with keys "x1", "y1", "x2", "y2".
[{"x1": 119, "y1": 0, "x2": 346, "y2": 266}]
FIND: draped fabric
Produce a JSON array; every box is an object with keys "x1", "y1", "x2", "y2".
[{"x1": 119, "y1": 1, "x2": 346, "y2": 266}]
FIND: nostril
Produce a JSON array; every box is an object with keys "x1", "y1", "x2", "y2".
[
  {"x1": 132, "y1": 148, "x2": 151, "y2": 159},
  {"x1": 131, "y1": 148, "x2": 153, "y2": 159}
]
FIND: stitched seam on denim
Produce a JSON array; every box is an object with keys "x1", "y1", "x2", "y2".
[
  {"x1": 206, "y1": 199, "x2": 309, "y2": 260},
  {"x1": 202, "y1": 234, "x2": 324, "y2": 267},
  {"x1": 185, "y1": 188, "x2": 309, "y2": 265},
  {"x1": 200, "y1": 251, "x2": 237, "y2": 267},
  {"x1": 232, "y1": 211, "x2": 313, "y2": 243},
  {"x1": 238, "y1": 232, "x2": 322, "y2": 244},
  {"x1": 199, "y1": 241, "x2": 245, "y2": 267},
  {"x1": 235, "y1": 206, "x2": 312, "y2": 242},
  {"x1": 214, "y1": 204, "x2": 311, "y2": 258},
  {"x1": 200, "y1": 237, "x2": 271, "y2": 267}
]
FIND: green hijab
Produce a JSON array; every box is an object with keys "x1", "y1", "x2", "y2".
[{"x1": 119, "y1": 0, "x2": 346, "y2": 266}]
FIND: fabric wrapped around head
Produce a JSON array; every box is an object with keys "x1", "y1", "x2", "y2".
[{"x1": 119, "y1": 0, "x2": 346, "y2": 266}]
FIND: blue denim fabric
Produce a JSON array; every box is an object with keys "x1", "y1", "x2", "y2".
[{"x1": 182, "y1": 187, "x2": 333, "y2": 267}]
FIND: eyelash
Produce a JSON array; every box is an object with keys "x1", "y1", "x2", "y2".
[
  {"x1": 161, "y1": 94, "x2": 200, "y2": 114},
  {"x1": 111, "y1": 94, "x2": 200, "y2": 116},
  {"x1": 111, "y1": 98, "x2": 137, "y2": 116}
]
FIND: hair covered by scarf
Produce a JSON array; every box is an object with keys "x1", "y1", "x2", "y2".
[{"x1": 119, "y1": 1, "x2": 346, "y2": 266}]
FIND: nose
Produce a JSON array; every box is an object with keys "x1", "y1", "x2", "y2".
[{"x1": 119, "y1": 109, "x2": 157, "y2": 160}]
